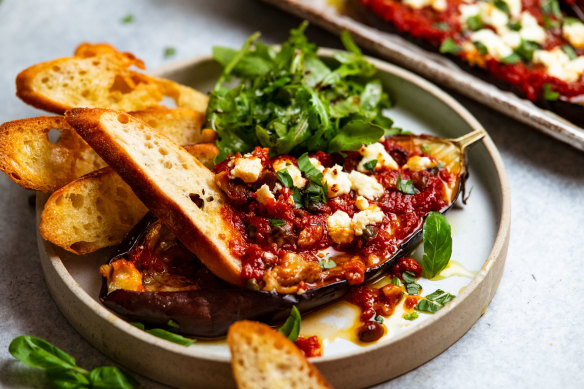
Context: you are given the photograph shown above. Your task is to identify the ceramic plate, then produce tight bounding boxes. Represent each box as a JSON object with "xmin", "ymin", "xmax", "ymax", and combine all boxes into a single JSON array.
[
  {"xmin": 36, "ymin": 50, "xmax": 511, "ymax": 389},
  {"xmin": 261, "ymin": 0, "xmax": 584, "ymax": 152}
]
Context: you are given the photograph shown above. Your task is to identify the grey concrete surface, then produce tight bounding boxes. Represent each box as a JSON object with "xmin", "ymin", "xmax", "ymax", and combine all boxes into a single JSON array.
[{"xmin": 0, "ymin": 0, "xmax": 582, "ymax": 388}]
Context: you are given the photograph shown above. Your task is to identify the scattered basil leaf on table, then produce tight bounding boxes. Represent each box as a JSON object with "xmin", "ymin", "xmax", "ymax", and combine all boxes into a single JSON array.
[
  {"xmin": 131, "ymin": 322, "xmax": 196, "ymax": 346},
  {"xmin": 421, "ymin": 212, "xmax": 452, "ymax": 279},
  {"xmin": 9, "ymin": 336, "xmax": 138, "ymax": 389},
  {"xmin": 163, "ymin": 47, "xmax": 176, "ymax": 59},
  {"xmin": 121, "ymin": 14, "xmax": 134, "ymax": 24},
  {"xmin": 278, "ymin": 306, "xmax": 301, "ymax": 342}
]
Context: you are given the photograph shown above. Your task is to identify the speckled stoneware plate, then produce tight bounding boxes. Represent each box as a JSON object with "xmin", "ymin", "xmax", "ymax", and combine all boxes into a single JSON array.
[
  {"xmin": 261, "ymin": 0, "xmax": 584, "ymax": 152},
  {"xmin": 36, "ymin": 50, "xmax": 511, "ymax": 389}
]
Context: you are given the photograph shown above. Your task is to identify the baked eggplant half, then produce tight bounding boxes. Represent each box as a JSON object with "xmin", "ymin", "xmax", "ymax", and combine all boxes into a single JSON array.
[{"xmin": 99, "ymin": 131, "xmax": 483, "ymax": 337}]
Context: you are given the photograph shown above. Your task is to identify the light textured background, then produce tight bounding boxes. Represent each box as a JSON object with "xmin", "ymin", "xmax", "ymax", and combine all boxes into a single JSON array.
[{"xmin": 0, "ymin": 0, "xmax": 583, "ymax": 388}]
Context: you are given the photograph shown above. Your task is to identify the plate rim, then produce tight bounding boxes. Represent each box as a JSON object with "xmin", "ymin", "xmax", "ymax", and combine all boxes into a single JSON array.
[{"xmin": 36, "ymin": 49, "xmax": 511, "ymax": 386}]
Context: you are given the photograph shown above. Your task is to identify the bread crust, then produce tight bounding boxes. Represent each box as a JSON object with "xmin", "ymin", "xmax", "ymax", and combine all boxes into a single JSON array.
[
  {"xmin": 65, "ymin": 108, "xmax": 243, "ymax": 285},
  {"xmin": 228, "ymin": 321, "xmax": 332, "ymax": 389}
]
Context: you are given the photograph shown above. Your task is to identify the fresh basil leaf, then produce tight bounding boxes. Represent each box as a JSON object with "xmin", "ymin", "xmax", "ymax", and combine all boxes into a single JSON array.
[
  {"xmin": 494, "ymin": 0, "xmax": 510, "ymax": 14},
  {"xmin": 507, "ymin": 22, "xmax": 522, "ymax": 31},
  {"xmin": 434, "ymin": 22, "xmax": 450, "ymax": 31},
  {"xmin": 473, "ymin": 41, "xmax": 488, "ymax": 55},
  {"xmin": 564, "ymin": 17, "xmax": 582, "ymax": 26},
  {"xmin": 167, "ymin": 320, "xmax": 180, "ymax": 330},
  {"xmin": 88, "ymin": 366, "xmax": 139, "ymax": 389},
  {"xmin": 515, "ymin": 40, "xmax": 539, "ymax": 62},
  {"xmin": 414, "ymin": 299, "xmax": 443, "ymax": 313},
  {"xmin": 501, "ymin": 53, "xmax": 522, "ymax": 64},
  {"xmin": 542, "ymin": 0, "xmax": 562, "ymax": 18},
  {"xmin": 434, "ymin": 293, "xmax": 456, "ymax": 305},
  {"xmin": 424, "ymin": 289, "xmax": 446, "ymax": 301},
  {"xmin": 391, "ymin": 276, "xmax": 401, "ymax": 286},
  {"xmin": 276, "ymin": 168, "xmax": 295, "ymax": 187},
  {"xmin": 130, "ymin": 322, "xmax": 145, "ymax": 330},
  {"xmin": 420, "ymin": 144, "xmax": 430, "ymax": 154},
  {"xmin": 562, "ymin": 45, "xmax": 578, "ymax": 60},
  {"xmin": 363, "ymin": 159, "xmax": 378, "ymax": 173},
  {"xmin": 543, "ymin": 15, "xmax": 561, "ymax": 29},
  {"xmin": 466, "ymin": 14, "xmax": 483, "ymax": 31},
  {"xmin": 303, "ymin": 181, "xmax": 328, "ymax": 207},
  {"xmin": 278, "ymin": 306, "xmax": 301, "ymax": 342},
  {"xmin": 328, "ymin": 120, "xmax": 385, "ymax": 154},
  {"xmin": 145, "ymin": 329, "xmax": 196, "ymax": 346},
  {"xmin": 269, "ymin": 218, "xmax": 285, "ymax": 227},
  {"xmin": 297, "ymin": 153, "xmax": 323, "ymax": 184},
  {"xmin": 401, "ymin": 271, "xmax": 416, "ymax": 284},
  {"xmin": 374, "ymin": 315, "xmax": 384, "ymax": 324},
  {"xmin": 164, "ymin": 47, "xmax": 176, "ymax": 59},
  {"xmin": 397, "ymin": 173, "xmax": 419, "ymax": 195},
  {"xmin": 436, "ymin": 161, "xmax": 445, "ymax": 168},
  {"xmin": 46, "ymin": 368, "xmax": 90, "ymax": 388},
  {"xmin": 319, "ymin": 258, "xmax": 337, "ymax": 269},
  {"xmin": 439, "ymin": 39, "xmax": 462, "ymax": 54},
  {"xmin": 406, "ymin": 282, "xmax": 422, "ymax": 295},
  {"xmin": 543, "ymin": 83, "xmax": 559, "ymax": 101},
  {"xmin": 421, "ymin": 212, "xmax": 452, "ymax": 279},
  {"xmin": 9, "ymin": 336, "xmax": 80, "ymax": 373},
  {"xmin": 291, "ymin": 187, "xmax": 304, "ymax": 209},
  {"xmin": 402, "ymin": 312, "xmax": 419, "ymax": 321}
]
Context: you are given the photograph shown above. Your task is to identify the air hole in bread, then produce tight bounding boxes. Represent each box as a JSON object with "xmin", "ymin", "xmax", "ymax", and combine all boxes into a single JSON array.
[
  {"xmin": 62, "ymin": 83, "xmax": 69, "ymax": 88},
  {"xmin": 146, "ymin": 142, "xmax": 153, "ymax": 149},
  {"xmin": 41, "ymin": 77, "xmax": 49, "ymax": 84},
  {"xmin": 67, "ymin": 193, "xmax": 84, "ymax": 209},
  {"xmin": 144, "ymin": 134, "xmax": 152, "ymax": 141},
  {"xmin": 79, "ymin": 70, "xmax": 87, "ymax": 76},
  {"xmin": 81, "ymin": 90, "xmax": 90, "ymax": 98},
  {"xmin": 71, "ymin": 241, "xmax": 93, "ymax": 253},
  {"xmin": 201, "ymin": 188, "xmax": 206, "ymax": 195},
  {"xmin": 110, "ymin": 75, "xmax": 134, "ymax": 94},
  {"xmin": 189, "ymin": 193, "xmax": 204, "ymax": 209},
  {"xmin": 52, "ymin": 65, "xmax": 61, "ymax": 72},
  {"xmin": 181, "ymin": 163, "xmax": 189, "ymax": 170},
  {"xmin": 163, "ymin": 160, "xmax": 173, "ymax": 169},
  {"xmin": 117, "ymin": 113, "xmax": 130, "ymax": 124},
  {"xmin": 158, "ymin": 147, "xmax": 169, "ymax": 156},
  {"xmin": 55, "ymin": 195, "xmax": 64, "ymax": 206},
  {"xmin": 92, "ymin": 60, "xmax": 100, "ymax": 66},
  {"xmin": 206, "ymin": 196, "xmax": 214, "ymax": 202},
  {"xmin": 10, "ymin": 172, "xmax": 21, "ymax": 180}
]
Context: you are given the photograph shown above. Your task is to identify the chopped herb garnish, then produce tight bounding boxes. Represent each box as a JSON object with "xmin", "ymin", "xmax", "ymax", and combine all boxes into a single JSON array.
[
  {"xmin": 131, "ymin": 322, "xmax": 196, "ymax": 346},
  {"xmin": 562, "ymin": 45, "xmax": 578, "ymax": 60},
  {"xmin": 434, "ymin": 22, "xmax": 450, "ymax": 31},
  {"xmin": 494, "ymin": 0, "xmax": 510, "ymax": 14},
  {"xmin": 543, "ymin": 15, "xmax": 561, "ymax": 29},
  {"xmin": 319, "ymin": 258, "xmax": 337, "ymax": 269},
  {"xmin": 501, "ymin": 53, "xmax": 522, "ymax": 64},
  {"xmin": 414, "ymin": 290, "xmax": 456, "ymax": 313},
  {"xmin": 542, "ymin": 0, "xmax": 562, "ymax": 19},
  {"xmin": 391, "ymin": 276, "xmax": 401, "ymax": 286},
  {"xmin": 291, "ymin": 187, "xmax": 304, "ymax": 208},
  {"xmin": 543, "ymin": 83, "xmax": 559, "ymax": 101},
  {"xmin": 397, "ymin": 173, "xmax": 420, "ymax": 195},
  {"xmin": 515, "ymin": 40, "xmax": 539, "ymax": 62},
  {"xmin": 424, "ymin": 289, "xmax": 447, "ymax": 301},
  {"xmin": 473, "ymin": 41, "xmax": 489, "ymax": 55},
  {"xmin": 434, "ymin": 292, "xmax": 456, "ymax": 305},
  {"xmin": 276, "ymin": 168, "xmax": 295, "ymax": 187},
  {"xmin": 439, "ymin": 39, "xmax": 462, "ymax": 55},
  {"xmin": 421, "ymin": 212, "xmax": 452, "ymax": 279},
  {"xmin": 414, "ymin": 299, "xmax": 443, "ymax": 313},
  {"xmin": 269, "ymin": 218, "xmax": 285, "ymax": 227},
  {"xmin": 9, "ymin": 336, "xmax": 139, "ymax": 389},
  {"xmin": 436, "ymin": 161, "xmax": 445, "ymax": 168},
  {"xmin": 164, "ymin": 47, "xmax": 176, "ymax": 58},
  {"xmin": 403, "ymin": 312, "xmax": 419, "ymax": 321},
  {"xmin": 121, "ymin": 14, "xmax": 134, "ymax": 24},
  {"xmin": 564, "ymin": 17, "xmax": 582, "ymax": 26},
  {"xmin": 402, "ymin": 271, "xmax": 422, "ymax": 295},
  {"xmin": 420, "ymin": 144, "xmax": 430, "ymax": 154},
  {"xmin": 466, "ymin": 14, "xmax": 483, "ymax": 31},
  {"xmin": 278, "ymin": 306, "xmax": 301, "ymax": 342},
  {"xmin": 363, "ymin": 159, "xmax": 378, "ymax": 173},
  {"xmin": 402, "ymin": 271, "xmax": 416, "ymax": 284},
  {"xmin": 374, "ymin": 315, "xmax": 384, "ymax": 324},
  {"xmin": 507, "ymin": 22, "xmax": 522, "ymax": 31},
  {"xmin": 297, "ymin": 153, "xmax": 323, "ymax": 184}
]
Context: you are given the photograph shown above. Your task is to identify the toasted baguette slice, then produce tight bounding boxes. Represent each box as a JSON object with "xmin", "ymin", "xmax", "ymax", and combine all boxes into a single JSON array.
[
  {"xmin": 39, "ymin": 143, "xmax": 218, "ymax": 255},
  {"xmin": 228, "ymin": 321, "xmax": 332, "ymax": 389},
  {"xmin": 16, "ymin": 43, "xmax": 208, "ymax": 114},
  {"xmin": 65, "ymin": 108, "xmax": 243, "ymax": 284},
  {"xmin": 0, "ymin": 108, "xmax": 207, "ymax": 192}
]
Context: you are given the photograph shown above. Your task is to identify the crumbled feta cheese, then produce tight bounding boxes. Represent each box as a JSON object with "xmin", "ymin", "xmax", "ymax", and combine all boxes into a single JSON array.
[
  {"xmin": 348, "ymin": 170, "xmax": 385, "ymax": 200},
  {"xmin": 432, "ymin": 0, "xmax": 447, "ymax": 12},
  {"xmin": 323, "ymin": 164, "xmax": 352, "ymax": 198},
  {"xmin": 255, "ymin": 184, "xmax": 275, "ymax": 205},
  {"xmin": 309, "ymin": 157, "xmax": 325, "ymax": 172},
  {"xmin": 351, "ymin": 205, "xmax": 385, "ymax": 236},
  {"xmin": 533, "ymin": 47, "xmax": 584, "ymax": 82},
  {"xmin": 273, "ymin": 158, "xmax": 307, "ymax": 189},
  {"xmin": 327, "ymin": 210, "xmax": 354, "ymax": 245},
  {"xmin": 231, "ymin": 156, "xmax": 263, "ymax": 183},
  {"xmin": 459, "ymin": 4, "xmax": 480, "ymax": 27},
  {"xmin": 471, "ymin": 29, "xmax": 514, "ymax": 60},
  {"xmin": 355, "ymin": 196, "xmax": 369, "ymax": 211},
  {"xmin": 503, "ymin": 0, "xmax": 522, "ymax": 20},
  {"xmin": 500, "ymin": 30, "xmax": 521, "ymax": 50},
  {"xmin": 404, "ymin": 156, "xmax": 436, "ymax": 171},
  {"xmin": 357, "ymin": 142, "xmax": 398, "ymax": 173},
  {"xmin": 563, "ymin": 20, "xmax": 584, "ymax": 49},
  {"xmin": 403, "ymin": 0, "xmax": 445, "ymax": 12},
  {"xmin": 519, "ymin": 12, "xmax": 547, "ymax": 44},
  {"xmin": 479, "ymin": 3, "xmax": 509, "ymax": 33}
]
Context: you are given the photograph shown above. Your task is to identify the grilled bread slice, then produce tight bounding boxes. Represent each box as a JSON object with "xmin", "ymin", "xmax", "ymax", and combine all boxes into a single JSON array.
[
  {"xmin": 16, "ymin": 43, "xmax": 208, "ymax": 115},
  {"xmin": 39, "ymin": 143, "xmax": 218, "ymax": 255},
  {"xmin": 0, "ymin": 108, "xmax": 207, "ymax": 192},
  {"xmin": 65, "ymin": 108, "xmax": 243, "ymax": 285},
  {"xmin": 228, "ymin": 321, "xmax": 332, "ymax": 389}
]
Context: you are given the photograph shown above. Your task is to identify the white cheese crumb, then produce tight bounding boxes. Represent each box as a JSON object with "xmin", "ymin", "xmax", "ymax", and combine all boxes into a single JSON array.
[
  {"xmin": 273, "ymin": 158, "xmax": 307, "ymax": 189},
  {"xmin": 351, "ymin": 205, "xmax": 385, "ymax": 236},
  {"xmin": 432, "ymin": 0, "xmax": 447, "ymax": 12},
  {"xmin": 323, "ymin": 164, "xmax": 352, "ymax": 198},
  {"xmin": 357, "ymin": 142, "xmax": 398, "ymax": 173},
  {"xmin": 403, "ymin": 0, "xmax": 445, "ymax": 11},
  {"xmin": 231, "ymin": 156, "xmax": 263, "ymax": 183},
  {"xmin": 404, "ymin": 156, "xmax": 436, "ymax": 171},
  {"xmin": 503, "ymin": 0, "xmax": 522, "ymax": 20},
  {"xmin": 327, "ymin": 210, "xmax": 354, "ymax": 245},
  {"xmin": 309, "ymin": 157, "xmax": 325, "ymax": 172},
  {"xmin": 563, "ymin": 20, "xmax": 584, "ymax": 49},
  {"xmin": 471, "ymin": 29, "xmax": 514, "ymax": 60},
  {"xmin": 519, "ymin": 12, "xmax": 547, "ymax": 44},
  {"xmin": 255, "ymin": 184, "xmax": 275, "ymax": 205},
  {"xmin": 459, "ymin": 4, "xmax": 480, "ymax": 28},
  {"xmin": 355, "ymin": 196, "xmax": 370, "ymax": 211},
  {"xmin": 533, "ymin": 47, "xmax": 584, "ymax": 82},
  {"xmin": 479, "ymin": 3, "xmax": 509, "ymax": 33},
  {"xmin": 348, "ymin": 170, "xmax": 385, "ymax": 200}
]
